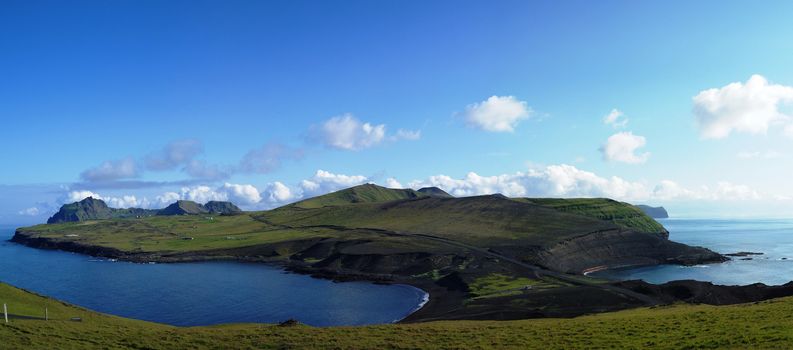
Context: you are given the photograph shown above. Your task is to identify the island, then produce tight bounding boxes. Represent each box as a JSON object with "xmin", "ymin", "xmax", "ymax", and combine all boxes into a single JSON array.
[
  {"xmin": 11, "ymin": 184, "xmax": 732, "ymax": 321},
  {"xmin": 635, "ymin": 205, "xmax": 670, "ymax": 219}
]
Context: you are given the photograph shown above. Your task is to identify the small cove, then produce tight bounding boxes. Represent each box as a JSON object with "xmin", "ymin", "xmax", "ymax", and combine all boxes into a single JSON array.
[{"xmin": 0, "ymin": 227, "xmax": 427, "ymax": 327}]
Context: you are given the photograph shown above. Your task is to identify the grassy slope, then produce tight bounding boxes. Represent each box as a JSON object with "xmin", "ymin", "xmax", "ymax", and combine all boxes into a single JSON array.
[
  {"xmin": 17, "ymin": 215, "xmax": 328, "ymax": 253},
  {"xmin": 291, "ymin": 183, "xmax": 425, "ymax": 209},
  {"xmin": 259, "ymin": 195, "xmax": 619, "ymax": 247},
  {"xmin": 519, "ymin": 198, "xmax": 666, "ymax": 234},
  {"xmin": 19, "ymin": 187, "xmax": 662, "ymax": 254},
  {"xmin": 1, "ymin": 281, "xmax": 792, "ymax": 349}
]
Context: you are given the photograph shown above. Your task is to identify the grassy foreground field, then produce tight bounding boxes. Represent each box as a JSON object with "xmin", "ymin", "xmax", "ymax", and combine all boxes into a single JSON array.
[{"xmin": 1, "ymin": 281, "xmax": 791, "ymax": 349}]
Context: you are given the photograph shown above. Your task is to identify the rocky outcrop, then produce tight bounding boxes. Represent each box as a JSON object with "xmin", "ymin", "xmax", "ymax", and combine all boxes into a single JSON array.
[
  {"xmin": 636, "ymin": 205, "xmax": 669, "ymax": 219},
  {"xmin": 157, "ymin": 200, "xmax": 209, "ymax": 216},
  {"xmin": 618, "ymin": 279, "xmax": 793, "ymax": 305},
  {"xmin": 204, "ymin": 201, "xmax": 242, "ymax": 215},
  {"xmin": 528, "ymin": 228, "xmax": 726, "ymax": 274},
  {"xmin": 47, "ymin": 197, "xmax": 113, "ymax": 223},
  {"xmin": 47, "ymin": 197, "xmax": 158, "ymax": 224},
  {"xmin": 47, "ymin": 198, "xmax": 243, "ymax": 223}
]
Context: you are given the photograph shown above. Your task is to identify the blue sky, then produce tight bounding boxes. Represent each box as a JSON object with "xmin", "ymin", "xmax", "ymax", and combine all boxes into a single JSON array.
[{"xmin": 4, "ymin": 0, "xmax": 793, "ymax": 224}]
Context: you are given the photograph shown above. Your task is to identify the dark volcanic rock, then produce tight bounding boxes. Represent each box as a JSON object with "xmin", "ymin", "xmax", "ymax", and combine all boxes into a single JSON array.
[
  {"xmin": 725, "ymin": 251, "xmax": 764, "ymax": 257},
  {"xmin": 635, "ymin": 205, "xmax": 669, "ymax": 219},
  {"xmin": 417, "ymin": 187, "xmax": 454, "ymax": 198},
  {"xmin": 528, "ymin": 229, "xmax": 726, "ymax": 274},
  {"xmin": 157, "ymin": 200, "xmax": 209, "ymax": 216},
  {"xmin": 617, "ymin": 279, "xmax": 793, "ymax": 305},
  {"xmin": 204, "ymin": 201, "xmax": 242, "ymax": 215},
  {"xmin": 47, "ymin": 197, "xmax": 114, "ymax": 223}
]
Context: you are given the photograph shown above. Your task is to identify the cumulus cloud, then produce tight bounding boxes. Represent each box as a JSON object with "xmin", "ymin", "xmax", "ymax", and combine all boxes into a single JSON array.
[
  {"xmin": 18, "ymin": 207, "xmax": 40, "ymax": 216},
  {"xmin": 693, "ymin": 75, "xmax": 793, "ymax": 139},
  {"xmin": 299, "ymin": 170, "xmax": 369, "ymax": 197},
  {"xmin": 463, "ymin": 95, "xmax": 531, "ymax": 132},
  {"xmin": 61, "ymin": 190, "xmax": 143, "ymax": 208},
  {"xmin": 262, "ymin": 182, "xmax": 295, "ymax": 204},
  {"xmin": 314, "ymin": 114, "xmax": 387, "ymax": 150},
  {"xmin": 408, "ymin": 165, "xmax": 649, "ymax": 200},
  {"xmin": 384, "ymin": 178, "xmax": 403, "ymax": 188},
  {"xmin": 600, "ymin": 132, "xmax": 650, "ymax": 164},
  {"xmin": 603, "ymin": 109, "xmax": 628, "ymax": 128},
  {"xmin": 220, "ymin": 183, "xmax": 262, "ymax": 205},
  {"xmin": 406, "ymin": 165, "xmax": 763, "ymax": 202},
  {"xmin": 238, "ymin": 143, "xmax": 303, "ymax": 174},
  {"xmin": 80, "ymin": 157, "xmax": 140, "ymax": 182}
]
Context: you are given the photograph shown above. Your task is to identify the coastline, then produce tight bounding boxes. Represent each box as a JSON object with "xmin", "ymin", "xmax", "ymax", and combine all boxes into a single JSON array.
[{"xmin": 7, "ymin": 230, "xmax": 437, "ymax": 324}]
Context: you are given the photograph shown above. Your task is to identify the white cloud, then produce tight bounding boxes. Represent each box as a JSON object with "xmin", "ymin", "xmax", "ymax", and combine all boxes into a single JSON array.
[
  {"xmin": 652, "ymin": 180, "xmax": 698, "ymax": 201},
  {"xmin": 693, "ymin": 75, "xmax": 793, "ymax": 139},
  {"xmin": 709, "ymin": 182, "xmax": 761, "ymax": 201},
  {"xmin": 408, "ymin": 165, "xmax": 763, "ymax": 202},
  {"xmin": 463, "ymin": 95, "xmax": 532, "ymax": 132},
  {"xmin": 263, "ymin": 182, "xmax": 295, "ymax": 204},
  {"xmin": 316, "ymin": 114, "xmax": 386, "ymax": 150},
  {"xmin": 221, "ymin": 183, "xmax": 262, "ymax": 205},
  {"xmin": 18, "ymin": 207, "xmax": 40, "ymax": 216},
  {"xmin": 104, "ymin": 195, "xmax": 142, "ymax": 208},
  {"xmin": 384, "ymin": 178, "xmax": 403, "ymax": 188},
  {"xmin": 80, "ymin": 157, "xmax": 139, "ymax": 182},
  {"xmin": 600, "ymin": 132, "xmax": 650, "ymax": 164},
  {"xmin": 603, "ymin": 109, "xmax": 628, "ymax": 128},
  {"xmin": 65, "ymin": 190, "xmax": 102, "ymax": 203},
  {"xmin": 61, "ymin": 190, "xmax": 143, "ymax": 208},
  {"xmin": 299, "ymin": 170, "xmax": 369, "ymax": 197},
  {"xmin": 155, "ymin": 192, "xmax": 181, "ymax": 208},
  {"xmin": 408, "ymin": 165, "xmax": 650, "ymax": 200}
]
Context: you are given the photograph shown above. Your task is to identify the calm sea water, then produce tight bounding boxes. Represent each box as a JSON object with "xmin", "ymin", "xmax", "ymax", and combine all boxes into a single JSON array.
[
  {"xmin": 0, "ymin": 227, "xmax": 427, "ymax": 326},
  {"xmin": 591, "ymin": 219, "xmax": 793, "ymax": 286}
]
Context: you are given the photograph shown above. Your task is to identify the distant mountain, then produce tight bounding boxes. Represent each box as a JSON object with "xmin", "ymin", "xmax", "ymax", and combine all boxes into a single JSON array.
[
  {"xmin": 47, "ymin": 198, "xmax": 241, "ymax": 223},
  {"xmin": 290, "ymin": 183, "xmax": 426, "ymax": 208},
  {"xmin": 156, "ymin": 200, "xmax": 242, "ymax": 216},
  {"xmin": 417, "ymin": 187, "xmax": 454, "ymax": 198},
  {"xmin": 157, "ymin": 200, "xmax": 209, "ymax": 216},
  {"xmin": 635, "ymin": 205, "xmax": 669, "ymax": 219},
  {"xmin": 47, "ymin": 197, "xmax": 114, "ymax": 223},
  {"xmin": 204, "ymin": 201, "xmax": 242, "ymax": 214}
]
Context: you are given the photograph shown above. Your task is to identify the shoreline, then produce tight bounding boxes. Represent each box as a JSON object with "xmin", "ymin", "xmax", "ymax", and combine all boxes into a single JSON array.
[{"xmin": 6, "ymin": 232, "xmax": 437, "ymax": 325}]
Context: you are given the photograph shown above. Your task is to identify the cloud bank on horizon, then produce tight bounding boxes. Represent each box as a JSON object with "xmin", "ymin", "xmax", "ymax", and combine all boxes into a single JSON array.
[{"xmin": 12, "ymin": 74, "xmax": 793, "ymax": 221}]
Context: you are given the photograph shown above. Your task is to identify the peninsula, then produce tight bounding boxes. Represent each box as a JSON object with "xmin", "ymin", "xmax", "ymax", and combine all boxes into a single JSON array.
[{"xmin": 12, "ymin": 184, "xmax": 730, "ymax": 320}]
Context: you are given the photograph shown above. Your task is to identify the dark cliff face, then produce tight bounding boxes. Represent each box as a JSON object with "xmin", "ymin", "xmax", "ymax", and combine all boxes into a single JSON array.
[
  {"xmin": 636, "ymin": 205, "xmax": 669, "ymax": 219},
  {"xmin": 527, "ymin": 229, "xmax": 725, "ymax": 274},
  {"xmin": 47, "ymin": 197, "xmax": 113, "ymax": 224}
]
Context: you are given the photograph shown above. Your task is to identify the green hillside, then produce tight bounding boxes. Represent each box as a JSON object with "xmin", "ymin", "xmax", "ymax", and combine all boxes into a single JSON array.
[
  {"xmin": 260, "ymin": 194, "xmax": 621, "ymax": 247},
  {"xmin": 290, "ymin": 184, "xmax": 425, "ymax": 208},
  {"xmin": 1, "ymin": 281, "xmax": 792, "ymax": 349},
  {"xmin": 521, "ymin": 198, "xmax": 667, "ymax": 234}
]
